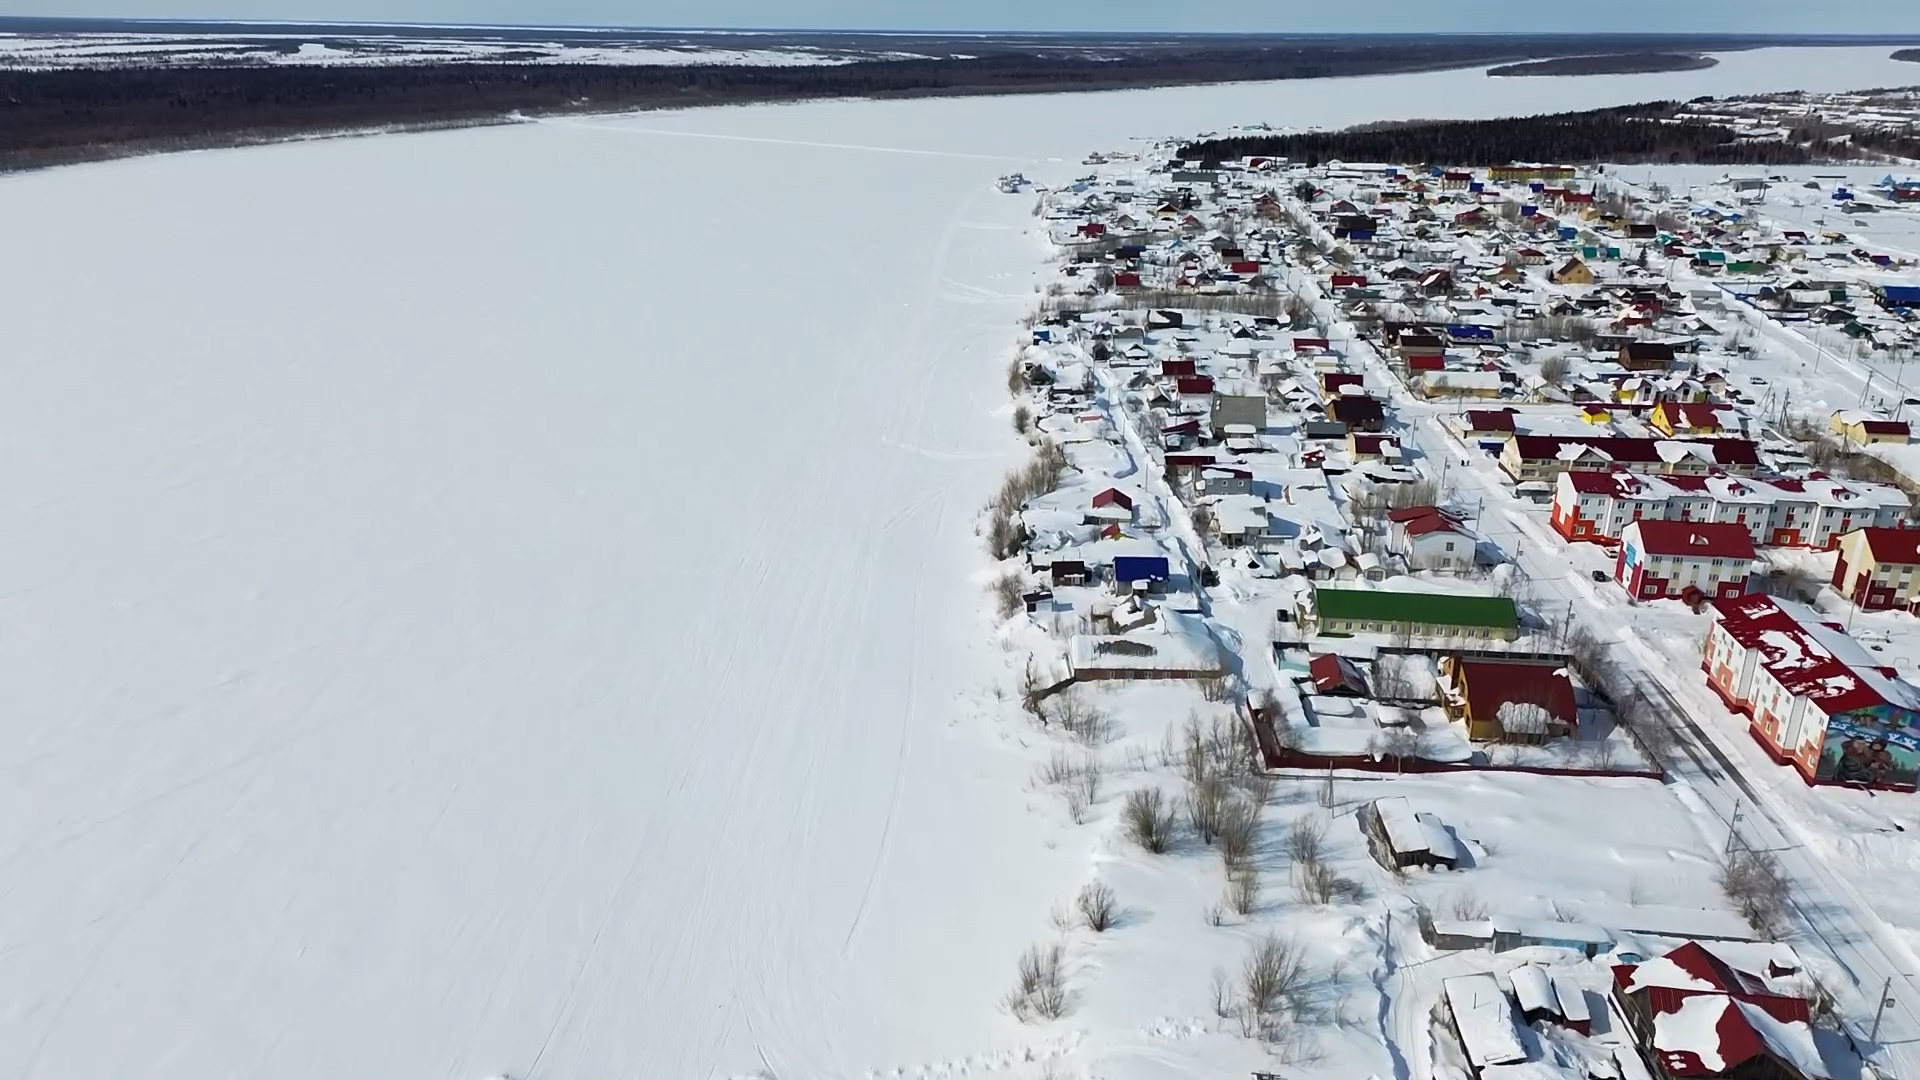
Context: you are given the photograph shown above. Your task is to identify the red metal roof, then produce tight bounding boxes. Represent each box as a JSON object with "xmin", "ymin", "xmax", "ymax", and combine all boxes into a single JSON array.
[
  {"xmin": 1456, "ymin": 659, "xmax": 1576, "ymax": 729},
  {"xmin": 1858, "ymin": 527, "xmax": 1920, "ymax": 566},
  {"xmin": 1624, "ymin": 519, "xmax": 1757, "ymax": 560},
  {"xmin": 1464, "ymin": 410, "xmax": 1516, "ymax": 432},
  {"xmin": 1511, "ymin": 435, "xmax": 1760, "ymax": 468}
]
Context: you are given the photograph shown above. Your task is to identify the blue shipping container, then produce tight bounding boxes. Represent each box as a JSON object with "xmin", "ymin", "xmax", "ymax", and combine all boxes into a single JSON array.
[{"xmin": 1113, "ymin": 556, "xmax": 1171, "ymax": 583}]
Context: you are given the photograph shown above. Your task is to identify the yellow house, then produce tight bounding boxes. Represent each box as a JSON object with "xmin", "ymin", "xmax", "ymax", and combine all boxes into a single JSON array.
[
  {"xmin": 1579, "ymin": 404, "xmax": 1612, "ymax": 425},
  {"xmin": 1833, "ymin": 528, "xmax": 1920, "ymax": 611},
  {"xmin": 1651, "ymin": 401, "xmax": 1725, "ymax": 438},
  {"xmin": 1830, "ymin": 410, "xmax": 1911, "ymax": 447},
  {"xmin": 1549, "ymin": 257, "xmax": 1594, "ymax": 285}
]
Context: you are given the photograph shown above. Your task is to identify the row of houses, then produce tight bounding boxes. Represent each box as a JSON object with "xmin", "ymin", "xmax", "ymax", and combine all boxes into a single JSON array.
[{"xmin": 1551, "ymin": 469, "xmax": 1909, "ymax": 549}]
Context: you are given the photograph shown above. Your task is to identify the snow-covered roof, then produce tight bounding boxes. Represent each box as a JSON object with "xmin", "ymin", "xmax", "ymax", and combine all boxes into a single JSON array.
[
  {"xmin": 1443, "ymin": 974, "xmax": 1528, "ymax": 1069},
  {"xmin": 1068, "ymin": 609, "xmax": 1224, "ymax": 675},
  {"xmin": 1508, "ymin": 964, "xmax": 1557, "ymax": 1016}
]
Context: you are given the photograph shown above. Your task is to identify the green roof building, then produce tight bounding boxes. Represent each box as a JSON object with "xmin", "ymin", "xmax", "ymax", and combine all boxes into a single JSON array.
[{"xmin": 1303, "ymin": 586, "xmax": 1519, "ymax": 641}]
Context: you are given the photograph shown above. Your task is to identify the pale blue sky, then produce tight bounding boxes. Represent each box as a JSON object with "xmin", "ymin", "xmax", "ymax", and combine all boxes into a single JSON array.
[{"xmin": 12, "ymin": 0, "xmax": 1920, "ymax": 34}]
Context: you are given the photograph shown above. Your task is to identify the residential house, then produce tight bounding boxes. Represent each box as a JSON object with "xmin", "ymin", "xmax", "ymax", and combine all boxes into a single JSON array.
[
  {"xmin": 1389, "ymin": 506, "xmax": 1475, "ymax": 572},
  {"xmin": 1620, "ymin": 341, "xmax": 1677, "ymax": 371},
  {"xmin": 1331, "ymin": 395, "xmax": 1387, "ymax": 433},
  {"xmin": 1211, "ymin": 392, "xmax": 1267, "ymax": 432},
  {"xmin": 1348, "ymin": 433, "xmax": 1402, "ymax": 463},
  {"xmin": 1831, "ymin": 527, "xmax": 1920, "ymax": 611},
  {"xmin": 1550, "ymin": 469, "xmax": 1907, "ymax": 548},
  {"xmin": 1617, "ymin": 520, "xmax": 1759, "ymax": 603},
  {"xmin": 1551, "ymin": 257, "xmax": 1596, "ymax": 285},
  {"xmin": 1650, "ymin": 401, "xmax": 1727, "ymax": 438},
  {"xmin": 1501, "ymin": 435, "xmax": 1761, "ymax": 483},
  {"xmin": 1368, "ymin": 798, "xmax": 1464, "ymax": 871},
  {"xmin": 1828, "ymin": 410, "xmax": 1910, "ymax": 447},
  {"xmin": 1299, "ymin": 585, "xmax": 1519, "ymax": 640},
  {"xmin": 1611, "ymin": 941, "xmax": 1829, "ymax": 1080},
  {"xmin": 1084, "ymin": 487, "xmax": 1135, "ymax": 526},
  {"xmin": 1455, "ymin": 409, "xmax": 1517, "ymax": 448},
  {"xmin": 1705, "ymin": 592, "xmax": 1920, "ymax": 789},
  {"xmin": 1441, "ymin": 656, "xmax": 1578, "ymax": 744}
]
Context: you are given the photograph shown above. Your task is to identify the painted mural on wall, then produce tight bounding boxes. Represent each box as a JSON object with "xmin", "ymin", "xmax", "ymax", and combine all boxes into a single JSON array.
[{"xmin": 1819, "ymin": 709, "xmax": 1920, "ymax": 788}]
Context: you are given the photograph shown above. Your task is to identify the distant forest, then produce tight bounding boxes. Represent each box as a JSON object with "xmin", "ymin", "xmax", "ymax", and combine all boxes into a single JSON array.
[
  {"xmin": 1178, "ymin": 101, "xmax": 1920, "ymax": 167},
  {"xmin": 1487, "ymin": 52, "xmax": 1717, "ymax": 77},
  {"xmin": 0, "ymin": 34, "xmax": 1905, "ymax": 172},
  {"xmin": 1896, "ymin": 48, "xmax": 1920, "ymax": 63}
]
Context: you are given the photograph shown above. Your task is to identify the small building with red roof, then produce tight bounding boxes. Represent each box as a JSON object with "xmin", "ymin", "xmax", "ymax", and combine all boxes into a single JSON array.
[
  {"xmin": 1440, "ymin": 656, "xmax": 1577, "ymax": 744},
  {"xmin": 1616, "ymin": 520, "xmax": 1758, "ymax": 603},
  {"xmin": 1832, "ymin": 526, "xmax": 1920, "ymax": 612},
  {"xmin": 1612, "ymin": 941, "xmax": 1829, "ymax": 1080},
  {"xmin": 1703, "ymin": 592, "xmax": 1920, "ymax": 789}
]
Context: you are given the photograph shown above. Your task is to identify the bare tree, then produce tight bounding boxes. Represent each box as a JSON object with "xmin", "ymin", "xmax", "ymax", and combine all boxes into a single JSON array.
[
  {"xmin": 1719, "ymin": 847, "xmax": 1790, "ymax": 937},
  {"xmin": 1209, "ymin": 967, "xmax": 1238, "ymax": 1020},
  {"xmin": 991, "ymin": 572, "xmax": 1025, "ymax": 621},
  {"xmin": 1450, "ymin": 891, "xmax": 1490, "ymax": 921},
  {"xmin": 1187, "ymin": 776, "xmax": 1230, "ymax": 845},
  {"xmin": 1228, "ymin": 866, "xmax": 1262, "ymax": 916},
  {"xmin": 1285, "ymin": 815, "xmax": 1326, "ymax": 866},
  {"xmin": 1216, "ymin": 799, "xmax": 1259, "ymax": 870},
  {"xmin": 1241, "ymin": 933, "xmax": 1308, "ymax": 1026}
]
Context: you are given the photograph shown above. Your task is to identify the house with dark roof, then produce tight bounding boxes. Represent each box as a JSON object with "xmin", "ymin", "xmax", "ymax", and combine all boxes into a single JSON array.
[
  {"xmin": 1832, "ymin": 527, "xmax": 1920, "ymax": 612},
  {"xmin": 1616, "ymin": 520, "xmax": 1759, "ymax": 604},
  {"xmin": 1611, "ymin": 941, "xmax": 1829, "ymax": 1080},
  {"xmin": 1828, "ymin": 410, "xmax": 1910, "ymax": 447},
  {"xmin": 1440, "ymin": 656, "xmax": 1577, "ymax": 744},
  {"xmin": 1705, "ymin": 592, "xmax": 1920, "ymax": 790},
  {"xmin": 1502, "ymin": 435, "xmax": 1760, "ymax": 483},
  {"xmin": 1620, "ymin": 341, "xmax": 1678, "ymax": 372},
  {"xmin": 1330, "ymin": 395, "xmax": 1386, "ymax": 433}
]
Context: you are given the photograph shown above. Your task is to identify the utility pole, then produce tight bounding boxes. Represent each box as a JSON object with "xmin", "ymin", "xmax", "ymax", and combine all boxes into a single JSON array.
[
  {"xmin": 1724, "ymin": 797, "xmax": 1743, "ymax": 854},
  {"xmin": 1871, "ymin": 975, "xmax": 1895, "ymax": 1044}
]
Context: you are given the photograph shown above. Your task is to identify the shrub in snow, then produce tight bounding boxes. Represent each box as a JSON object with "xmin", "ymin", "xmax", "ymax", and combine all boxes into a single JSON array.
[
  {"xmin": 1076, "ymin": 881, "xmax": 1117, "ymax": 932},
  {"xmin": 1006, "ymin": 942, "xmax": 1068, "ymax": 1022},
  {"xmin": 1122, "ymin": 788, "xmax": 1177, "ymax": 854}
]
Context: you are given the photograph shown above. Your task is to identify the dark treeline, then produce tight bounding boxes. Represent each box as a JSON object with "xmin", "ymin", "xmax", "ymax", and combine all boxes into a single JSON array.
[
  {"xmin": 1178, "ymin": 101, "xmax": 1920, "ymax": 167},
  {"xmin": 1896, "ymin": 48, "xmax": 1920, "ymax": 63},
  {"xmin": 1487, "ymin": 52, "xmax": 1716, "ymax": 77},
  {"xmin": 0, "ymin": 35, "xmax": 1892, "ymax": 172}
]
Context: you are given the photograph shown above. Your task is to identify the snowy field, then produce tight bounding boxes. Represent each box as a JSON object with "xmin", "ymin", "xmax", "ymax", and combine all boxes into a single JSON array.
[{"xmin": 1, "ymin": 45, "xmax": 1916, "ymax": 1080}]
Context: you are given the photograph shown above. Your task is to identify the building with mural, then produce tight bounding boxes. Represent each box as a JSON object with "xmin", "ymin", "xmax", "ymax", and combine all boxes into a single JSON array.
[{"xmin": 1703, "ymin": 593, "xmax": 1920, "ymax": 791}]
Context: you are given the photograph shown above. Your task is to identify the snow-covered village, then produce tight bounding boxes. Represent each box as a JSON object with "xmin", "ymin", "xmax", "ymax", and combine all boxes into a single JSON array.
[
  {"xmin": 13, "ymin": 14, "xmax": 1920, "ymax": 1080},
  {"xmin": 984, "ymin": 120, "xmax": 1920, "ymax": 1080}
]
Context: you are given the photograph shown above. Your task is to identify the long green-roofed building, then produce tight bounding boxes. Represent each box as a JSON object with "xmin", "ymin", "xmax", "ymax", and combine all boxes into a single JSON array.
[{"xmin": 1301, "ymin": 585, "xmax": 1519, "ymax": 641}]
